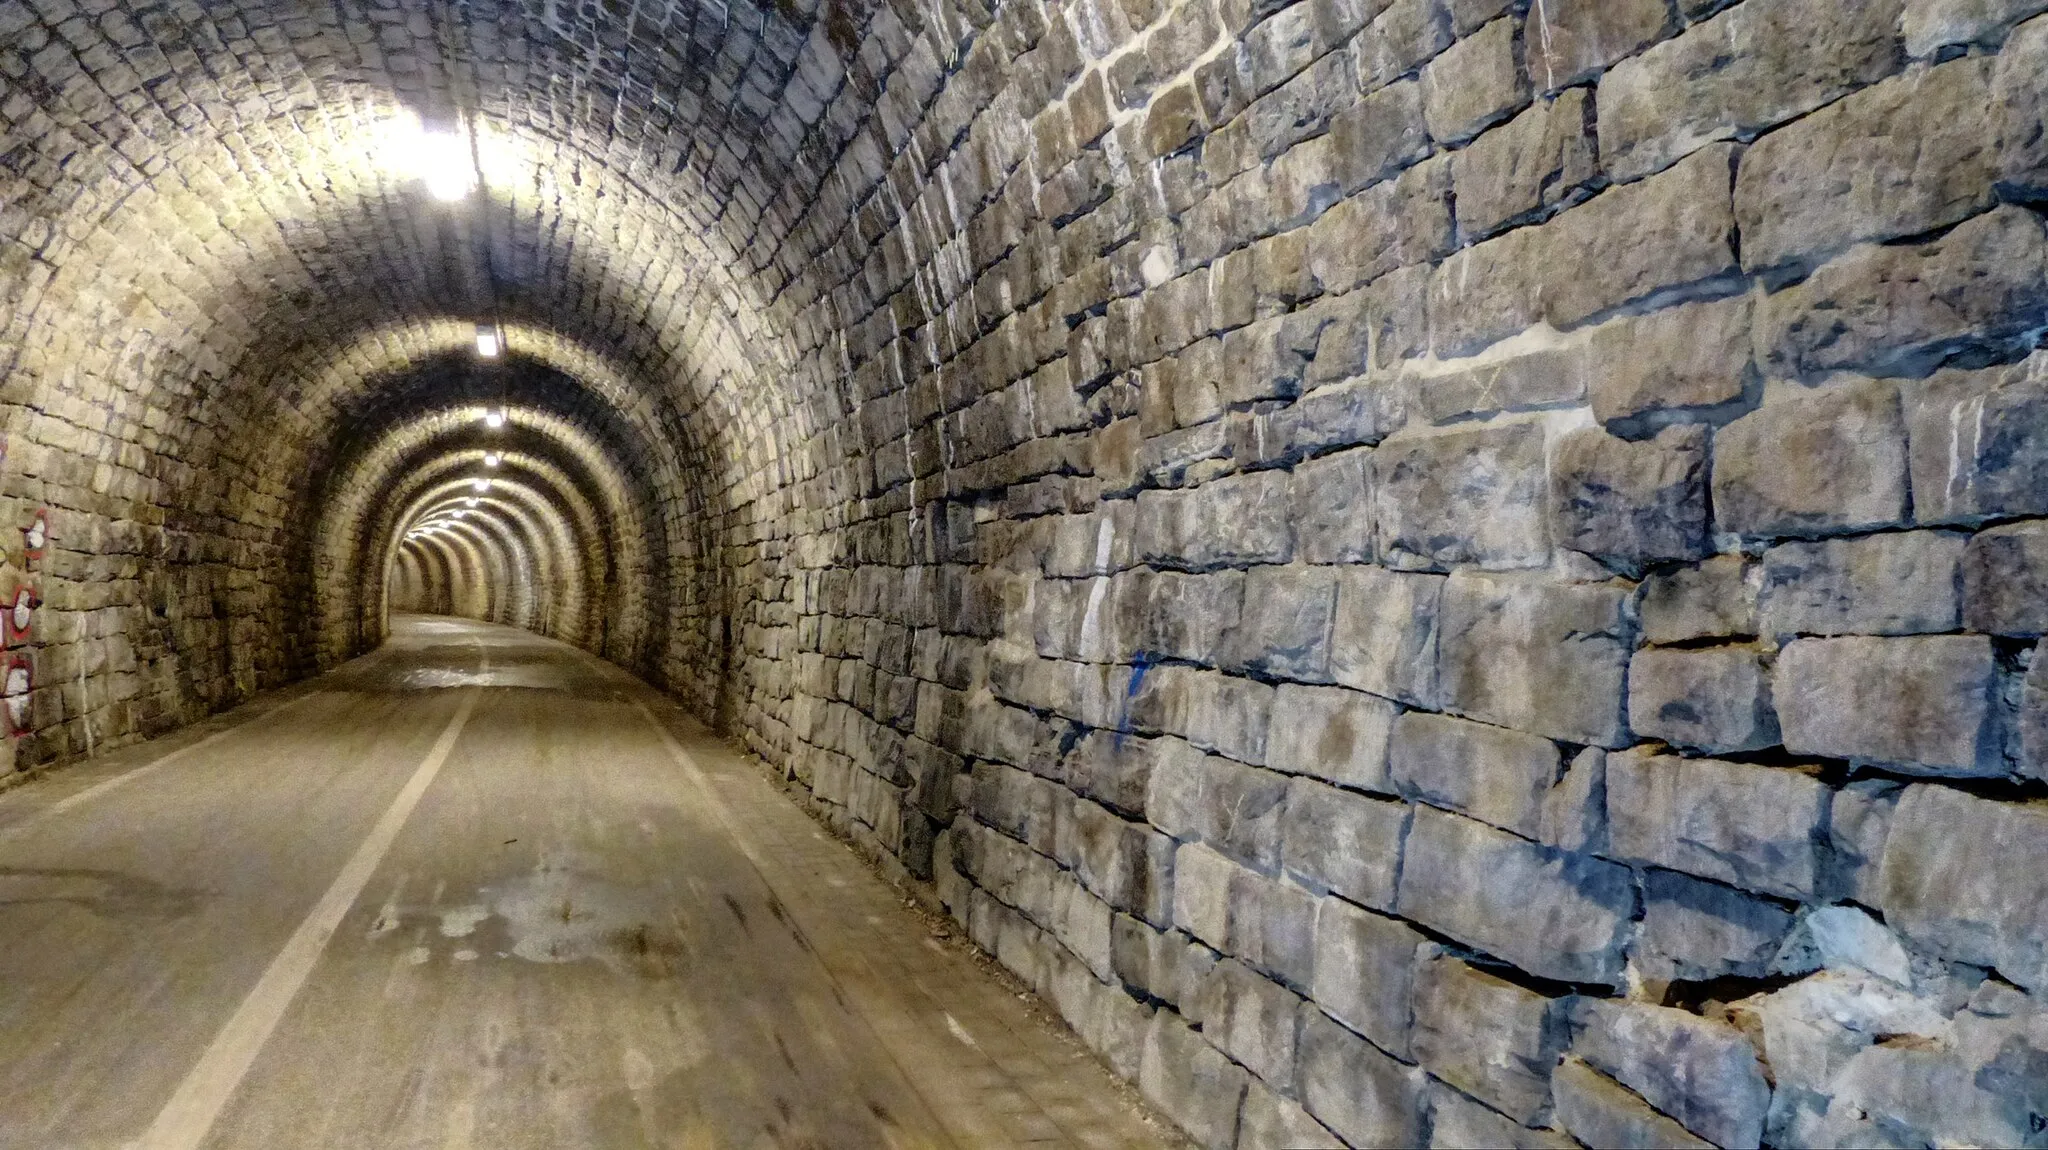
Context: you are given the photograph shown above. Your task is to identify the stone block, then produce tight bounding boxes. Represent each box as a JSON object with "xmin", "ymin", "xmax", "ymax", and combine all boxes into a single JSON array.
[
  {"xmin": 1450, "ymin": 88, "xmax": 1600, "ymax": 238},
  {"xmin": 1057, "ymin": 796, "xmax": 1176, "ymax": 923},
  {"xmin": 1395, "ymin": 805, "xmax": 1636, "ymax": 985},
  {"xmin": 1993, "ymin": 12, "xmax": 2048, "ymax": 197},
  {"xmin": 1878, "ymin": 782, "xmax": 2048, "ymax": 990},
  {"xmin": 1827, "ymin": 778, "xmax": 1904, "ymax": 906},
  {"xmin": 1357, "ymin": 0, "xmax": 1455, "ymax": 93},
  {"xmin": 1138, "ymin": 1012, "xmax": 1249, "ymax": 1150},
  {"xmin": 1438, "ymin": 571, "xmax": 1633, "ymax": 747},
  {"xmin": 1903, "ymin": 359, "xmax": 2048, "ymax": 525},
  {"xmin": 1626, "ymin": 646, "xmax": 1780, "ymax": 754},
  {"xmin": 1140, "ymin": 470, "xmax": 1296, "ymax": 568},
  {"xmin": 1596, "ymin": 0, "xmax": 1904, "ymax": 182},
  {"xmin": 1148, "ymin": 750, "xmax": 1289, "ymax": 869},
  {"xmin": 1412, "ymin": 953, "xmax": 1566, "ymax": 1123},
  {"xmin": 1568, "ymin": 998, "xmax": 1772, "ymax": 1150},
  {"xmin": 1238, "ymin": 1080, "xmax": 1344, "ymax": 1150},
  {"xmin": 1539, "ymin": 747, "xmax": 1608, "ymax": 855},
  {"xmin": 1302, "ymin": 158, "xmax": 1455, "ymax": 293},
  {"xmin": 1634, "ymin": 868, "xmax": 1798, "ymax": 988},
  {"xmin": 1552, "ymin": 1056, "xmax": 1715, "ymax": 1150},
  {"xmin": 1171, "ymin": 841, "xmax": 1241, "ymax": 953},
  {"xmin": 1734, "ymin": 57, "xmax": 1996, "ymax": 271},
  {"xmin": 1170, "ymin": 841, "xmax": 1318, "ymax": 984},
  {"xmin": 1711, "ymin": 379, "xmax": 1910, "ymax": 539},
  {"xmin": 1373, "ymin": 420, "xmax": 1550, "ymax": 571},
  {"xmin": 1326, "ymin": 77, "xmax": 1430, "ymax": 193},
  {"xmin": 1427, "ymin": 1082, "xmax": 1578, "ymax": 1148},
  {"xmin": 1064, "ymin": 729, "xmax": 1173, "ymax": 819},
  {"xmin": 1604, "ymin": 749, "xmax": 1828, "ymax": 898},
  {"xmin": 1279, "ymin": 777, "xmax": 1407, "ymax": 910},
  {"xmin": 1964, "ymin": 521, "xmax": 2048, "ymax": 636},
  {"xmin": 1421, "ymin": 17, "xmax": 1528, "ymax": 144},
  {"xmin": 1776, "ymin": 635, "xmax": 2003, "ymax": 775},
  {"xmin": 1759, "ymin": 530, "xmax": 1966, "ymax": 637},
  {"xmin": 1549, "ymin": 424, "xmax": 1711, "ymax": 567},
  {"xmin": 1133, "ymin": 666, "xmax": 1276, "ymax": 765},
  {"xmin": 1908, "ymin": 0, "xmax": 2048, "ymax": 55},
  {"xmin": 1312, "ymin": 898, "xmax": 1425, "ymax": 1057},
  {"xmin": 1329, "ymin": 566, "xmax": 1444, "ymax": 708},
  {"xmin": 1639, "ymin": 555, "xmax": 1758, "ymax": 645},
  {"xmin": 1296, "ymin": 1006, "xmax": 1428, "ymax": 1147},
  {"xmin": 1133, "ymin": 570, "xmax": 1244, "ymax": 664},
  {"xmin": 2025, "ymin": 640, "xmax": 2048, "ymax": 781},
  {"xmin": 1761, "ymin": 205, "xmax": 2048, "ymax": 379},
  {"xmin": 1407, "ymin": 339, "xmax": 1588, "ymax": 425},
  {"xmin": 1586, "ymin": 294, "xmax": 1755, "ymax": 425},
  {"xmin": 1388, "ymin": 710, "xmax": 1561, "ymax": 837},
  {"xmin": 1291, "ymin": 448, "xmax": 1373, "ymax": 565},
  {"xmin": 1224, "ymin": 565, "xmax": 1339, "ymax": 682},
  {"xmin": 1525, "ymin": 0, "xmax": 1671, "ymax": 90},
  {"xmin": 1263, "ymin": 683, "xmax": 1398, "ymax": 793},
  {"xmin": 1111, "ymin": 913, "xmax": 1217, "ymax": 1006},
  {"xmin": 1185, "ymin": 958, "xmax": 1303, "ymax": 1088}
]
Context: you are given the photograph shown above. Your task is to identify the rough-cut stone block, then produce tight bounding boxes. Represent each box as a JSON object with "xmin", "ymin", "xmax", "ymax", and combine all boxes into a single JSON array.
[
  {"xmin": 1963, "ymin": 521, "xmax": 2048, "ymax": 636},
  {"xmin": 1525, "ymin": 0, "xmax": 1670, "ymax": 90},
  {"xmin": 1372, "ymin": 420, "xmax": 1551, "ymax": 571},
  {"xmin": 1879, "ymin": 782, "xmax": 2048, "ymax": 990},
  {"xmin": 1139, "ymin": 470, "xmax": 1297, "ymax": 569},
  {"xmin": 1329, "ymin": 566, "xmax": 1444, "ymax": 708},
  {"xmin": 1711, "ymin": 379, "xmax": 1909, "ymax": 539},
  {"xmin": 2026, "ymin": 640, "xmax": 2048, "ymax": 782},
  {"xmin": 1396, "ymin": 805, "xmax": 1635, "ymax": 985},
  {"xmin": 1902, "ymin": 360, "xmax": 2048, "ymax": 525},
  {"xmin": 1993, "ymin": 12, "xmax": 2048, "ymax": 197},
  {"xmin": 1291, "ymin": 448, "xmax": 1374, "ymax": 565},
  {"xmin": 1327, "ymin": 78, "xmax": 1430, "ymax": 193},
  {"xmin": 1759, "ymin": 530, "xmax": 1966, "ymax": 637},
  {"xmin": 1549, "ymin": 424, "xmax": 1711, "ymax": 566},
  {"xmin": 1389, "ymin": 710, "xmax": 1560, "ymax": 837},
  {"xmin": 1133, "ymin": 570, "xmax": 1245, "ymax": 665},
  {"xmin": 1640, "ymin": 555, "xmax": 1758, "ymax": 645},
  {"xmin": 1238, "ymin": 1081, "xmax": 1343, "ymax": 1150},
  {"xmin": 1111, "ymin": 914, "xmax": 1217, "ymax": 1006},
  {"xmin": 1225, "ymin": 566, "xmax": 1339, "ymax": 682},
  {"xmin": 1776, "ymin": 635, "xmax": 2003, "ymax": 775},
  {"xmin": 1150, "ymin": 751, "xmax": 1290, "ymax": 869},
  {"xmin": 1734, "ymin": 57, "xmax": 1996, "ymax": 271},
  {"xmin": 1632, "ymin": 648, "xmax": 1777, "ymax": 759},
  {"xmin": 1451, "ymin": 88, "xmax": 1599, "ymax": 238},
  {"xmin": 1439, "ymin": 571, "xmax": 1633, "ymax": 747},
  {"xmin": 1428, "ymin": 1082, "xmax": 1578, "ymax": 1148},
  {"xmin": 1134, "ymin": 667, "xmax": 1277, "ymax": 765},
  {"xmin": 1552, "ymin": 1056, "xmax": 1715, "ymax": 1149},
  {"xmin": 1407, "ymin": 340, "xmax": 1588, "ymax": 425},
  {"xmin": 1604, "ymin": 749, "xmax": 1827, "ymax": 898},
  {"xmin": 1421, "ymin": 17, "xmax": 1528, "ymax": 144},
  {"xmin": 1568, "ymin": 999, "xmax": 1773, "ymax": 1149},
  {"xmin": 1296, "ymin": 1007, "xmax": 1428, "ymax": 1147},
  {"xmin": 1587, "ymin": 295, "xmax": 1754, "ymax": 425},
  {"xmin": 1186, "ymin": 958, "xmax": 1303, "ymax": 1088},
  {"xmin": 1429, "ymin": 144, "xmax": 1740, "ymax": 356},
  {"xmin": 1138, "ymin": 1012, "xmax": 1249, "ymax": 1149},
  {"xmin": 1539, "ymin": 747, "xmax": 1608, "ymax": 855},
  {"xmin": 1634, "ymin": 868, "xmax": 1798, "ymax": 988},
  {"xmin": 1279, "ymin": 777, "xmax": 1407, "ymax": 910},
  {"xmin": 1412, "ymin": 953, "xmax": 1566, "ymax": 1123},
  {"xmin": 1312, "ymin": 898, "xmax": 1425, "ymax": 1057},
  {"xmin": 1263, "ymin": 684, "xmax": 1398, "ymax": 793},
  {"xmin": 1596, "ymin": 0, "xmax": 1904, "ymax": 182},
  {"xmin": 1909, "ymin": 0, "xmax": 2048, "ymax": 55},
  {"xmin": 1760, "ymin": 205, "xmax": 2048, "ymax": 379},
  {"xmin": 1827, "ymin": 778, "xmax": 1905, "ymax": 906}
]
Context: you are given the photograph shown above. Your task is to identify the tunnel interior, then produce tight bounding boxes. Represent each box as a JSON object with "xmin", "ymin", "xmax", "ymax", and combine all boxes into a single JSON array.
[{"xmin": 7, "ymin": 0, "xmax": 2048, "ymax": 1145}]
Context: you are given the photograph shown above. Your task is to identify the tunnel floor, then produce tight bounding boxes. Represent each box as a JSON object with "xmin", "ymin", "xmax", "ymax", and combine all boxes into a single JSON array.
[{"xmin": 0, "ymin": 616, "xmax": 1174, "ymax": 1150}]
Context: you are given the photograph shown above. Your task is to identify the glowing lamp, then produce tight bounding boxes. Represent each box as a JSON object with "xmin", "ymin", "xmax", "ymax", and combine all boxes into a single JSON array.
[
  {"xmin": 483, "ymin": 451, "xmax": 500, "ymax": 468},
  {"xmin": 475, "ymin": 325, "xmax": 500, "ymax": 358},
  {"xmin": 483, "ymin": 407, "xmax": 506, "ymax": 428}
]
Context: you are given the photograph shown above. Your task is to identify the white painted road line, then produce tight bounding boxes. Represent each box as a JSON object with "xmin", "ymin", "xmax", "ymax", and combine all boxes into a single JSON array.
[{"xmin": 135, "ymin": 687, "xmax": 479, "ymax": 1150}]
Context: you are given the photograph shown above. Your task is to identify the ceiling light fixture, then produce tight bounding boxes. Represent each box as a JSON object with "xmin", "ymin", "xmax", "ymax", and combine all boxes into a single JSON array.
[
  {"xmin": 473, "ymin": 478, "xmax": 491, "ymax": 492},
  {"xmin": 382, "ymin": 110, "xmax": 477, "ymax": 201},
  {"xmin": 483, "ymin": 451, "xmax": 500, "ymax": 468},
  {"xmin": 483, "ymin": 407, "xmax": 505, "ymax": 428},
  {"xmin": 475, "ymin": 324, "xmax": 500, "ymax": 358}
]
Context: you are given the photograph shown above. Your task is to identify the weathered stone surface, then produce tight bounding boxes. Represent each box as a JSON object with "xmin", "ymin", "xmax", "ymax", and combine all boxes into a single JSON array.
[
  {"xmin": 1909, "ymin": 0, "xmax": 2048, "ymax": 55},
  {"xmin": 1411, "ymin": 953, "xmax": 1566, "ymax": 1123},
  {"xmin": 1992, "ymin": 11, "xmax": 2048, "ymax": 196},
  {"xmin": 1583, "ymin": 296, "xmax": 1752, "ymax": 426},
  {"xmin": 1111, "ymin": 913, "xmax": 1218, "ymax": 1006},
  {"xmin": 1549, "ymin": 423, "xmax": 1711, "ymax": 566},
  {"xmin": 1450, "ymin": 88, "xmax": 1600, "ymax": 238},
  {"xmin": 1224, "ymin": 565, "xmax": 1339, "ymax": 682},
  {"xmin": 1296, "ymin": 1006, "xmax": 1428, "ymax": 1147},
  {"xmin": 1539, "ymin": 747, "xmax": 1608, "ymax": 854},
  {"xmin": 1396, "ymin": 805, "xmax": 1635, "ymax": 984},
  {"xmin": 2026, "ymin": 640, "xmax": 2048, "ymax": 781},
  {"xmin": 1627, "ymin": 645, "xmax": 1780, "ymax": 753},
  {"xmin": 1760, "ymin": 205, "xmax": 2048, "ymax": 378},
  {"xmin": 1568, "ymin": 998, "xmax": 1773, "ymax": 1149},
  {"xmin": 1635, "ymin": 868, "xmax": 1799, "ymax": 987},
  {"xmin": 1963, "ymin": 521, "xmax": 2048, "ymax": 636},
  {"xmin": 1137, "ymin": 469, "xmax": 1297, "ymax": 569},
  {"xmin": 1429, "ymin": 144, "xmax": 1740, "ymax": 356},
  {"xmin": 1438, "ymin": 571, "xmax": 1633, "ymax": 747},
  {"xmin": 1902, "ymin": 359, "xmax": 2048, "ymax": 525},
  {"xmin": 1185, "ymin": 957, "xmax": 1303, "ymax": 1087},
  {"xmin": 1262, "ymin": 684, "xmax": 1398, "ymax": 792},
  {"xmin": 1357, "ymin": 0, "xmax": 1455, "ymax": 92},
  {"xmin": 1329, "ymin": 566, "xmax": 1444, "ymax": 708},
  {"xmin": 1389, "ymin": 710, "xmax": 1561, "ymax": 836},
  {"xmin": 1421, "ymin": 18, "xmax": 1529, "ymax": 145},
  {"xmin": 1734, "ymin": 57, "xmax": 1997, "ymax": 271},
  {"xmin": 1290, "ymin": 448, "xmax": 1373, "ymax": 565},
  {"xmin": 1640, "ymin": 555, "xmax": 1758, "ymax": 645},
  {"xmin": 1406, "ymin": 339, "xmax": 1589, "ymax": 424},
  {"xmin": 1552, "ymin": 1056, "xmax": 1715, "ymax": 1150},
  {"xmin": 1525, "ymin": 0, "xmax": 1670, "ymax": 90},
  {"xmin": 1238, "ymin": 1080, "xmax": 1343, "ymax": 1150},
  {"xmin": 1148, "ymin": 750, "xmax": 1290, "ymax": 869},
  {"xmin": 1759, "ymin": 530, "xmax": 1967, "ymax": 637},
  {"xmin": 1279, "ymin": 777, "xmax": 1407, "ymax": 910},
  {"xmin": 1312, "ymin": 898, "xmax": 1425, "ymax": 1056},
  {"xmin": 1372, "ymin": 419, "xmax": 1551, "ymax": 571},
  {"xmin": 1879, "ymin": 782, "xmax": 2048, "ymax": 990},
  {"xmin": 1827, "ymin": 778, "xmax": 1905, "ymax": 906},
  {"xmin": 1596, "ymin": 0, "xmax": 1905, "ymax": 182},
  {"xmin": 1133, "ymin": 571, "xmax": 1246, "ymax": 665},
  {"xmin": 1427, "ymin": 1082, "xmax": 1578, "ymax": 1149},
  {"xmin": 1138, "ymin": 1011, "xmax": 1250, "ymax": 1149},
  {"xmin": 1131, "ymin": 666, "xmax": 1277, "ymax": 765},
  {"xmin": 1776, "ymin": 635, "xmax": 2003, "ymax": 775},
  {"xmin": 1303, "ymin": 158, "xmax": 1456, "ymax": 293},
  {"xmin": 1605, "ymin": 749, "xmax": 1828, "ymax": 898},
  {"xmin": 1711, "ymin": 379, "xmax": 1910, "ymax": 539},
  {"xmin": 1326, "ymin": 78, "xmax": 1430, "ymax": 194},
  {"xmin": 1056, "ymin": 796, "xmax": 1176, "ymax": 923}
]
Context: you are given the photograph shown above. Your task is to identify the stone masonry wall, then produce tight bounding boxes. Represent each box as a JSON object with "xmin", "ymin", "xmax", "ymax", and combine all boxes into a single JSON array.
[{"xmin": 746, "ymin": 0, "xmax": 2048, "ymax": 1146}]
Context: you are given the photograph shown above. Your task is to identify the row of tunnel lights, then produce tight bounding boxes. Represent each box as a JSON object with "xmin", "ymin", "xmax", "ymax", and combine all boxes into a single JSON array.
[{"xmin": 402, "ymin": 324, "xmax": 512, "ymax": 544}]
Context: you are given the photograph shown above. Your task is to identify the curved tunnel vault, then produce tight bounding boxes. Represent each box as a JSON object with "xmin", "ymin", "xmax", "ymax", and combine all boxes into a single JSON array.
[{"xmin": 10, "ymin": 0, "xmax": 2048, "ymax": 1146}]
